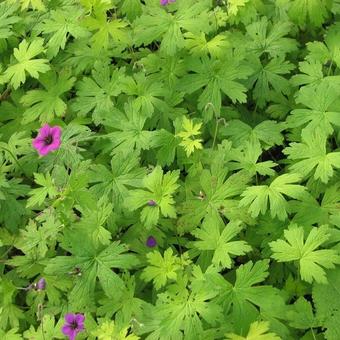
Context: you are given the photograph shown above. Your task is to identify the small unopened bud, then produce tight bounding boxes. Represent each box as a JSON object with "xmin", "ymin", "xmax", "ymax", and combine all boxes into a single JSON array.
[
  {"xmin": 146, "ymin": 236, "xmax": 157, "ymax": 248},
  {"xmin": 147, "ymin": 200, "xmax": 157, "ymax": 206},
  {"xmin": 36, "ymin": 278, "xmax": 46, "ymax": 291}
]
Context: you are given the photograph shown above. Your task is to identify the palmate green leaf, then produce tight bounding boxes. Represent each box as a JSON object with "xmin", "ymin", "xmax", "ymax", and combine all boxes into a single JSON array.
[
  {"xmin": 12, "ymin": 0, "xmax": 45, "ymax": 11},
  {"xmin": 92, "ymin": 318, "xmax": 140, "ymax": 340},
  {"xmin": 286, "ymin": 297, "xmax": 321, "ymax": 330},
  {"xmin": 246, "ymin": 17, "xmax": 297, "ymax": 57},
  {"xmin": 0, "ymin": 328, "xmax": 22, "ymax": 340},
  {"xmin": 228, "ymin": 140, "xmax": 277, "ymax": 176},
  {"xmin": 98, "ymin": 274, "xmax": 144, "ymax": 322},
  {"xmin": 179, "ymin": 168, "xmax": 251, "ymax": 232},
  {"xmin": 120, "ymin": 72, "xmax": 167, "ymax": 118},
  {"xmin": 225, "ymin": 321, "xmax": 280, "ymax": 340},
  {"xmin": 45, "ymin": 231, "xmax": 139, "ymax": 308},
  {"xmin": 287, "ymin": 78, "xmax": 340, "ymax": 135},
  {"xmin": 0, "ymin": 2, "xmax": 20, "ymax": 40},
  {"xmin": 208, "ymin": 260, "xmax": 288, "ymax": 336},
  {"xmin": 75, "ymin": 197, "xmax": 113, "ymax": 246},
  {"xmin": 240, "ymin": 173, "xmax": 306, "ymax": 220},
  {"xmin": 89, "ymin": 151, "xmax": 145, "ymax": 207},
  {"xmin": 98, "ymin": 101, "xmax": 154, "ymax": 154},
  {"xmin": 82, "ymin": 3, "xmax": 129, "ymax": 50},
  {"xmin": 126, "ymin": 166, "xmax": 179, "ymax": 228},
  {"xmin": 140, "ymin": 282, "xmax": 223, "ymax": 340},
  {"xmin": 134, "ymin": 0, "xmax": 210, "ymax": 56},
  {"xmin": 290, "ymin": 60, "xmax": 324, "ymax": 88},
  {"xmin": 26, "ymin": 173, "xmax": 58, "ymax": 208},
  {"xmin": 288, "ymin": 0, "xmax": 332, "ymax": 27},
  {"xmin": 184, "ymin": 32, "xmax": 229, "ymax": 59},
  {"xmin": 141, "ymin": 248, "xmax": 182, "ymax": 289},
  {"xmin": 0, "ymin": 279, "xmax": 25, "ymax": 330},
  {"xmin": 15, "ymin": 214, "xmax": 62, "ymax": 257},
  {"xmin": 269, "ymin": 225, "xmax": 340, "ymax": 283},
  {"xmin": 72, "ymin": 62, "xmax": 126, "ymax": 123},
  {"xmin": 290, "ymin": 183, "xmax": 340, "ymax": 226},
  {"xmin": 220, "ymin": 120, "xmax": 285, "ymax": 149},
  {"xmin": 21, "ymin": 71, "xmax": 75, "ymax": 123},
  {"xmin": 23, "ymin": 315, "xmax": 62, "ymax": 340},
  {"xmin": 283, "ymin": 129, "xmax": 340, "ymax": 183},
  {"xmin": 0, "ymin": 177, "xmax": 29, "ymax": 231},
  {"xmin": 35, "ymin": 8, "xmax": 90, "ymax": 57},
  {"xmin": 247, "ymin": 55, "xmax": 294, "ymax": 108},
  {"xmin": 313, "ymin": 267, "xmax": 340, "ymax": 339},
  {"xmin": 191, "ymin": 214, "xmax": 251, "ymax": 269},
  {"xmin": 0, "ymin": 39, "xmax": 50, "ymax": 89},
  {"xmin": 179, "ymin": 55, "xmax": 252, "ymax": 119}
]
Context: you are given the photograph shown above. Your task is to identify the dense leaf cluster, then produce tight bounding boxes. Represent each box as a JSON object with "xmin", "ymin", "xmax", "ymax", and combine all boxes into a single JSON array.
[{"xmin": 1, "ymin": 0, "xmax": 340, "ymax": 339}]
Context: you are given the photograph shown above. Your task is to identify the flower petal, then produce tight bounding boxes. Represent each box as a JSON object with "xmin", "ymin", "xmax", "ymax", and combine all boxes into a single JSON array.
[
  {"xmin": 37, "ymin": 145, "xmax": 52, "ymax": 156},
  {"xmin": 32, "ymin": 138, "xmax": 45, "ymax": 150},
  {"xmin": 62, "ymin": 325, "xmax": 74, "ymax": 337},
  {"xmin": 50, "ymin": 126, "xmax": 62, "ymax": 140},
  {"xmin": 39, "ymin": 124, "xmax": 52, "ymax": 138},
  {"xmin": 64, "ymin": 313, "xmax": 76, "ymax": 324},
  {"xmin": 75, "ymin": 313, "xmax": 85, "ymax": 326},
  {"xmin": 48, "ymin": 138, "xmax": 61, "ymax": 151}
]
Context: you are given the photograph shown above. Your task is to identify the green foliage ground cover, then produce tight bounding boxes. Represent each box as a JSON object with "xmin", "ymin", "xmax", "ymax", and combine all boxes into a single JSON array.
[{"xmin": 1, "ymin": 0, "xmax": 340, "ymax": 339}]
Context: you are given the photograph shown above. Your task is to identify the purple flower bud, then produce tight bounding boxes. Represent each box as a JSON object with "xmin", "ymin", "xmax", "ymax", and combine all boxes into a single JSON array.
[
  {"xmin": 147, "ymin": 200, "xmax": 157, "ymax": 206},
  {"xmin": 146, "ymin": 236, "xmax": 157, "ymax": 248},
  {"xmin": 160, "ymin": 0, "xmax": 176, "ymax": 5},
  {"xmin": 36, "ymin": 278, "xmax": 46, "ymax": 291}
]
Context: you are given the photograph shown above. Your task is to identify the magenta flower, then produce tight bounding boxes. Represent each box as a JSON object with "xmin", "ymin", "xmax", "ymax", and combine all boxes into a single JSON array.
[
  {"xmin": 160, "ymin": 0, "xmax": 175, "ymax": 5},
  {"xmin": 146, "ymin": 236, "xmax": 157, "ymax": 248},
  {"xmin": 32, "ymin": 124, "xmax": 62, "ymax": 156},
  {"xmin": 35, "ymin": 278, "xmax": 46, "ymax": 291},
  {"xmin": 62, "ymin": 313, "xmax": 85, "ymax": 340}
]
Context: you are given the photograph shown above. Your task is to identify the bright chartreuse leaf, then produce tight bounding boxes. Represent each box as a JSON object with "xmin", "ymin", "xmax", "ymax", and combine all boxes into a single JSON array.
[
  {"xmin": 0, "ymin": 39, "xmax": 50, "ymax": 89},
  {"xmin": 20, "ymin": 71, "xmax": 75, "ymax": 123},
  {"xmin": 225, "ymin": 321, "xmax": 280, "ymax": 340},
  {"xmin": 82, "ymin": 3, "xmax": 129, "ymax": 50},
  {"xmin": 92, "ymin": 319, "xmax": 140, "ymax": 340},
  {"xmin": 140, "ymin": 280, "xmax": 223, "ymax": 339},
  {"xmin": 240, "ymin": 173, "xmax": 306, "ymax": 220},
  {"xmin": 283, "ymin": 129, "xmax": 340, "ymax": 183},
  {"xmin": 176, "ymin": 116, "xmax": 203, "ymax": 157},
  {"xmin": 270, "ymin": 225, "xmax": 340, "ymax": 283},
  {"xmin": 141, "ymin": 248, "xmax": 183, "ymax": 290},
  {"xmin": 191, "ymin": 213, "xmax": 251, "ymax": 269},
  {"xmin": 125, "ymin": 166, "xmax": 180, "ymax": 228},
  {"xmin": 23, "ymin": 315, "xmax": 62, "ymax": 340},
  {"xmin": 0, "ymin": 328, "xmax": 22, "ymax": 340}
]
